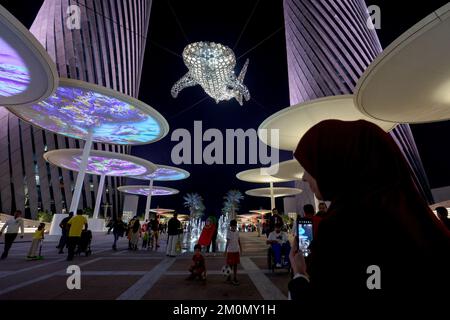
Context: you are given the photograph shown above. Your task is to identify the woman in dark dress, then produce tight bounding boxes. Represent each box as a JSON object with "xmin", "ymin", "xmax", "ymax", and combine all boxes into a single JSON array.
[{"xmin": 288, "ymin": 120, "xmax": 450, "ymax": 304}]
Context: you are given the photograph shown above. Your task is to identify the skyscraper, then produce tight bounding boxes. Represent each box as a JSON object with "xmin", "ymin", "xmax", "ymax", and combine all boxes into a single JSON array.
[
  {"xmin": 0, "ymin": 0, "xmax": 153, "ymax": 218},
  {"xmin": 283, "ymin": 0, "xmax": 433, "ymax": 208}
]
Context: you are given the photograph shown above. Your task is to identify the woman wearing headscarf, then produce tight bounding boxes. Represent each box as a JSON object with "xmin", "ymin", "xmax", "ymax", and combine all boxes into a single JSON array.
[{"xmin": 288, "ymin": 120, "xmax": 450, "ymax": 303}]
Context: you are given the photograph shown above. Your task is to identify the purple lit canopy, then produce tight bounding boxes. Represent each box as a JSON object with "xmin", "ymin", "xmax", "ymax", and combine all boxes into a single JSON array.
[
  {"xmin": 43, "ymin": 149, "xmax": 157, "ymax": 177},
  {"xmin": 117, "ymin": 185, "xmax": 179, "ymax": 196},
  {"xmin": 0, "ymin": 4, "xmax": 57, "ymax": 106},
  {"xmin": 7, "ymin": 78, "xmax": 169, "ymax": 145},
  {"xmin": 131, "ymin": 165, "xmax": 190, "ymax": 181}
]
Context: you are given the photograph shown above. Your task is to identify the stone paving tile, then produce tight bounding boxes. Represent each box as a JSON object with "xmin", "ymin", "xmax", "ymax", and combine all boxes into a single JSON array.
[
  {"xmin": 250, "ymin": 257, "xmax": 269, "ymax": 270},
  {"xmin": 142, "ymin": 274, "xmax": 263, "ymax": 300},
  {"xmin": 264, "ymin": 272, "xmax": 290, "ymax": 297},
  {"xmin": 0, "ymin": 257, "xmax": 60, "ymax": 271},
  {"xmin": 168, "ymin": 256, "xmax": 243, "ymax": 271},
  {"xmin": 81, "ymin": 258, "xmax": 160, "ymax": 271},
  {"xmin": 0, "ymin": 275, "xmax": 140, "ymax": 300}
]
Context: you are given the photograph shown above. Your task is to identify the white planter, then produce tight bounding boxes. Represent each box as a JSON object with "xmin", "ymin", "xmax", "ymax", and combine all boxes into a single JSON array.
[{"xmin": 88, "ymin": 218, "xmax": 106, "ymax": 232}]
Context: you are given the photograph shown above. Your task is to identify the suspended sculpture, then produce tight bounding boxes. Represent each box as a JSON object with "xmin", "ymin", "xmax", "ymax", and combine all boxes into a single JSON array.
[{"xmin": 171, "ymin": 41, "xmax": 250, "ymax": 106}]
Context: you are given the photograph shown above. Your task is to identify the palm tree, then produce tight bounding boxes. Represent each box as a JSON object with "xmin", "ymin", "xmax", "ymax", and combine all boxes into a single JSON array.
[
  {"xmin": 183, "ymin": 193, "xmax": 205, "ymax": 237},
  {"xmin": 222, "ymin": 190, "xmax": 244, "ymax": 220},
  {"xmin": 183, "ymin": 193, "xmax": 205, "ymax": 219}
]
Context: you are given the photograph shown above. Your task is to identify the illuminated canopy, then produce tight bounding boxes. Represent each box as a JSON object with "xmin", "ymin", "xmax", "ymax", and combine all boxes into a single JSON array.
[
  {"xmin": 7, "ymin": 78, "xmax": 169, "ymax": 145},
  {"xmin": 246, "ymin": 187, "xmax": 302, "ymax": 198},
  {"xmin": 117, "ymin": 185, "xmax": 179, "ymax": 196},
  {"xmin": 237, "ymin": 214, "xmax": 259, "ymax": 222},
  {"xmin": 249, "ymin": 209, "xmax": 272, "ymax": 215},
  {"xmin": 269, "ymin": 160, "xmax": 304, "ymax": 181},
  {"xmin": 43, "ymin": 149, "xmax": 157, "ymax": 177},
  {"xmin": 236, "ymin": 168, "xmax": 289, "ymax": 184},
  {"xmin": 132, "ymin": 165, "xmax": 190, "ymax": 181},
  {"xmin": 0, "ymin": 4, "xmax": 57, "ymax": 106},
  {"xmin": 355, "ymin": 3, "xmax": 450, "ymax": 124},
  {"xmin": 171, "ymin": 41, "xmax": 250, "ymax": 105},
  {"xmin": 150, "ymin": 208, "xmax": 175, "ymax": 214},
  {"xmin": 258, "ymin": 95, "xmax": 396, "ymax": 151}
]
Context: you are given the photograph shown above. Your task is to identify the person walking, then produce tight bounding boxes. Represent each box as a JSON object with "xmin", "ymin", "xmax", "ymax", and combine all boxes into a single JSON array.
[
  {"xmin": 199, "ymin": 217, "xmax": 216, "ymax": 254},
  {"xmin": 66, "ymin": 209, "xmax": 88, "ymax": 261},
  {"xmin": 130, "ymin": 217, "xmax": 141, "ymax": 250},
  {"xmin": 0, "ymin": 210, "xmax": 25, "ymax": 259},
  {"xmin": 108, "ymin": 218, "xmax": 126, "ymax": 251},
  {"xmin": 150, "ymin": 216, "xmax": 160, "ymax": 250},
  {"xmin": 166, "ymin": 213, "xmax": 181, "ymax": 257},
  {"xmin": 57, "ymin": 211, "xmax": 73, "ymax": 254}
]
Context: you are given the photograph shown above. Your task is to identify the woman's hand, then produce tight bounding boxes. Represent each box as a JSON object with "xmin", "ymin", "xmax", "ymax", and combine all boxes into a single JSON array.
[{"xmin": 289, "ymin": 238, "xmax": 308, "ymax": 277}]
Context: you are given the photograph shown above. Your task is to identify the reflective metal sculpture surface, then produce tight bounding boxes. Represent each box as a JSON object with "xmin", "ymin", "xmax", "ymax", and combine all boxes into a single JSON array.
[{"xmin": 171, "ymin": 41, "xmax": 250, "ymax": 105}]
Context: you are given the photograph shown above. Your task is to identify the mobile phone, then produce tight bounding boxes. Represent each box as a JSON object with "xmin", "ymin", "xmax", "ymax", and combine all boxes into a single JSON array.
[{"xmin": 297, "ymin": 218, "xmax": 313, "ymax": 256}]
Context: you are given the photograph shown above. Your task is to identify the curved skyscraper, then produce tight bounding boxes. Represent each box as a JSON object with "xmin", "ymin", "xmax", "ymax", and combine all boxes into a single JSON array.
[
  {"xmin": 0, "ymin": 0, "xmax": 153, "ymax": 218},
  {"xmin": 283, "ymin": 0, "xmax": 433, "ymax": 206}
]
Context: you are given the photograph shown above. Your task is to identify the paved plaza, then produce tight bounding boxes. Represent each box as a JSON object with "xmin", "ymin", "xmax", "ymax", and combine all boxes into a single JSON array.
[{"xmin": 0, "ymin": 232, "xmax": 290, "ymax": 300}]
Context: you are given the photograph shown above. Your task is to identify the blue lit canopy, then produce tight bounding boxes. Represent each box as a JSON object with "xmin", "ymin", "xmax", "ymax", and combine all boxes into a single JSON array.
[
  {"xmin": 43, "ymin": 149, "xmax": 157, "ymax": 177},
  {"xmin": 117, "ymin": 185, "xmax": 179, "ymax": 196},
  {"xmin": 131, "ymin": 164, "xmax": 190, "ymax": 181},
  {"xmin": 0, "ymin": 4, "xmax": 57, "ymax": 106},
  {"xmin": 6, "ymin": 78, "xmax": 169, "ymax": 145}
]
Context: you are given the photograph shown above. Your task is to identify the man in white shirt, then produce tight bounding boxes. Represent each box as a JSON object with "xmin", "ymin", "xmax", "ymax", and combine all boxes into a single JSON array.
[
  {"xmin": 0, "ymin": 210, "xmax": 25, "ymax": 259},
  {"xmin": 267, "ymin": 223, "xmax": 290, "ymax": 267}
]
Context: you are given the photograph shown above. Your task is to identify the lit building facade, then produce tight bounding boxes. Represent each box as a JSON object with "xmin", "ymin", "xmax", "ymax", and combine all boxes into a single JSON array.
[
  {"xmin": 283, "ymin": 0, "xmax": 433, "ymax": 209},
  {"xmin": 0, "ymin": 0, "xmax": 153, "ymax": 218}
]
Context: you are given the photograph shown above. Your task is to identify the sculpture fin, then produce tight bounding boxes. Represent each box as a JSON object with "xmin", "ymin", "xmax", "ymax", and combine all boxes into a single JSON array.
[
  {"xmin": 238, "ymin": 58, "xmax": 249, "ymax": 82},
  {"xmin": 171, "ymin": 72, "xmax": 197, "ymax": 98},
  {"xmin": 234, "ymin": 59, "xmax": 250, "ymax": 105}
]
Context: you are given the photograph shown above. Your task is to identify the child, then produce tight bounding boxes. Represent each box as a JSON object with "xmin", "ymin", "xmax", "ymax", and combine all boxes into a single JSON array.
[
  {"xmin": 225, "ymin": 219, "xmax": 242, "ymax": 285},
  {"xmin": 27, "ymin": 223, "xmax": 45, "ymax": 259},
  {"xmin": 142, "ymin": 230, "xmax": 149, "ymax": 249},
  {"xmin": 187, "ymin": 244, "xmax": 206, "ymax": 281}
]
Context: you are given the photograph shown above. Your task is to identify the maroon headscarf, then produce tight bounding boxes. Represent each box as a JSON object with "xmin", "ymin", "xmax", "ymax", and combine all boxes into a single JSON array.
[
  {"xmin": 295, "ymin": 119, "xmax": 450, "ymax": 246},
  {"xmin": 294, "ymin": 119, "xmax": 450, "ymax": 294}
]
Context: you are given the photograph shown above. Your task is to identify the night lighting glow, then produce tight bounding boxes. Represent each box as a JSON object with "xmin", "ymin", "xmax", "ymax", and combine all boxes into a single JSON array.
[
  {"xmin": 0, "ymin": 4, "xmax": 58, "ymax": 106},
  {"xmin": 7, "ymin": 79, "xmax": 169, "ymax": 145},
  {"xmin": 117, "ymin": 186, "xmax": 179, "ymax": 196},
  {"xmin": 135, "ymin": 165, "xmax": 190, "ymax": 181},
  {"xmin": 0, "ymin": 37, "xmax": 29, "ymax": 96},
  {"xmin": 73, "ymin": 156, "xmax": 147, "ymax": 176},
  {"xmin": 43, "ymin": 149, "xmax": 156, "ymax": 177}
]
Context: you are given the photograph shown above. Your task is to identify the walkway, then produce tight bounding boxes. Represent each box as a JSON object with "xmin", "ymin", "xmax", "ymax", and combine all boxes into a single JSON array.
[{"xmin": 0, "ymin": 231, "xmax": 290, "ymax": 300}]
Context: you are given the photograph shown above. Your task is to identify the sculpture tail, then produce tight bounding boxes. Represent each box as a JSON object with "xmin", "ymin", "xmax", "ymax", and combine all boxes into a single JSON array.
[{"xmin": 235, "ymin": 59, "xmax": 250, "ymax": 106}]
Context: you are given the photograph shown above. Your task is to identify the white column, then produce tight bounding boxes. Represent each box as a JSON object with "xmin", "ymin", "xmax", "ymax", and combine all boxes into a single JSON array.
[
  {"xmin": 69, "ymin": 130, "xmax": 93, "ymax": 213},
  {"xmin": 270, "ymin": 181, "xmax": 275, "ymax": 209},
  {"xmin": 144, "ymin": 179, "xmax": 154, "ymax": 221},
  {"xmin": 93, "ymin": 174, "xmax": 106, "ymax": 219},
  {"xmin": 313, "ymin": 195, "xmax": 321, "ymax": 213}
]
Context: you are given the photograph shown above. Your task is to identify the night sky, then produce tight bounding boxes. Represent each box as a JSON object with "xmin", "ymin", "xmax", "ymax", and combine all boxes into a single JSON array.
[{"xmin": 2, "ymin": 0, "xmax": 450, "ymax": 216}]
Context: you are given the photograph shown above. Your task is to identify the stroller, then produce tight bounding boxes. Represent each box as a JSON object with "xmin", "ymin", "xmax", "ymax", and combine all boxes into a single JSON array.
[{"xmin": 77, "ymin": 230, "xmax": 92, "ymax": 256}]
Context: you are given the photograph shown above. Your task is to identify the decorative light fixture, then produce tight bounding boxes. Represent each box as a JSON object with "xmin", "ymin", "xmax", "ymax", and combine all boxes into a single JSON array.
[{"xmin": 171, "ymin": 41, "xmax": 250, "ymax": 105}]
